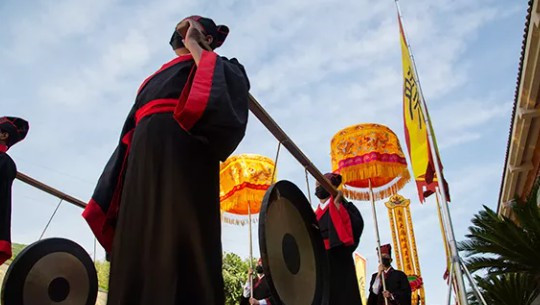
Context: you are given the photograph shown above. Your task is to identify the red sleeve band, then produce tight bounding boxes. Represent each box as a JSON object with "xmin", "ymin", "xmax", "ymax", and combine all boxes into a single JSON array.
[
  {"xmin": 328, "ymin": 198, "xmax": 354, "ymax": 247},
  {"xmin": 0, "ymin": 240, "xmax": 12, "ymax": 265},
  {"xmin": 174, "ymin": 50, "xmax": 218, "ymax": 131},
  {"xmin": 82, "ymin": 199, "xmax": 114, "ymax": 252}
]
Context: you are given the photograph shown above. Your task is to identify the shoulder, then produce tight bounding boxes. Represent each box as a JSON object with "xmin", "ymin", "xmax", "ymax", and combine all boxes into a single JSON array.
[
  {"xmin": 0, "ymin": 153, "xmax": 16, "ymax": 175},
  {"xmin": 391, "ymin": 269, "xmax": 408, "ymax": 279}
]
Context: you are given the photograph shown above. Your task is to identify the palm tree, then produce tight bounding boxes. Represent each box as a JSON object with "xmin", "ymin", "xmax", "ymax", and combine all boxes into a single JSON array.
[
  {"xmin": 459, "ymin": 183, "xmax": 540, "ymax": 304},
  {"xmin": 467, "ymin": 273, "xmax": 540, "ymax": 305}
]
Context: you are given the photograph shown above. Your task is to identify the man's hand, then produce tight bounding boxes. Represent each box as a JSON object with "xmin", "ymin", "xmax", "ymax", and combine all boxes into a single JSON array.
[
  {"xmin": 177, "ymin": 19, "xmax": 206, "ymax": 65},
  {"xmin": 382, "ymin": 290, "xmax": 392, "ymax": 299},
  {"xmin": 334, "ymin": 190, "xmax": 344, "ymax": 210},
  {"xmin": 249, "ymin": 297, "xmax": 260, "ymax": 305},
  {"xmin": 378, "ymin": 263, "xmax": 385, "ymax": 274}
]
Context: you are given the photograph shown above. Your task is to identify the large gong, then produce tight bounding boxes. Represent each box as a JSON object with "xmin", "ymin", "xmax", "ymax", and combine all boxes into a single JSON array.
[
  {"xmin": 1, "ymin": 238, "xmax": 98, "ymax": 305},
  {"xmin": 259, "ymin": 180, "xmax": 329, "ymax": 305}
]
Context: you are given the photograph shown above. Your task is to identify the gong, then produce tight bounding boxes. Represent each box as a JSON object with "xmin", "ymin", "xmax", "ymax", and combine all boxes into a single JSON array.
[
  {"xmin": 1, "ymin": 238, "xmax": 98, "ymax": 305},
  {"xmin": 259, "ymin": 180, "xmax": 329, "ymax": 305}
]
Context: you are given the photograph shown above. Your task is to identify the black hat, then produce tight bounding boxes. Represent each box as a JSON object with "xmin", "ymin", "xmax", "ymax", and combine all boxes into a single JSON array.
[{"xmin": 0, "ymin": 116, "xmax": 29, "ymax": 147}]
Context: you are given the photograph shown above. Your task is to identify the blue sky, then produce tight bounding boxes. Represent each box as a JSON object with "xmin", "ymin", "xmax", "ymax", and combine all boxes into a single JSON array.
[{"xmin": 0, "ymin": 0, "xmax": 526, "ymax": 303}]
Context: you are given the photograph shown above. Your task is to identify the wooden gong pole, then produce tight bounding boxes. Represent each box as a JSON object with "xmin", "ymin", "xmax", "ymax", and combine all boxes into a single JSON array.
[{"xmin": 16, "ymin": 172, "xmax": 86, "ymax": 209}]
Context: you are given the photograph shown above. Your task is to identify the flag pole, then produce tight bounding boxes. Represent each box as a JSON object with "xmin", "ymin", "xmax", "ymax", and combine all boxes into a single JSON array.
[
  {"xmin": 393, "ymin": 1, "xmax": 468, "ymax": 304},
  {"xmin": 369, "ymin": 179, "xmax": 389, "ymax": 305}
]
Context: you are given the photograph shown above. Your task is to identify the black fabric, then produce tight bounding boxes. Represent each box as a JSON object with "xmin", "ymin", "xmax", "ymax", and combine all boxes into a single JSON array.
[
  {"xmin": 0, "ymin": 117, "xmax": 29, "ymax": 147},
  {"xmin": 0, "ymin": 151, "xmax": 16, "ymax": 262},
  {"xmin": 367, "ymin": 268, "xmax": 411, "ymax": 305},
  {"xmin": 318, "ymin": 200, "xmax": 364, "ymax": 305},
  {"xmin": 239, "ymin": 276, "xmax": 275, "ymax": 305},
  {"xmin": 91, "ymin": 54, "xmax": 249, "ymax": 305},
  {"xmin": 169, "ymin": 30, "xmax": 185, "ymax": 50}
]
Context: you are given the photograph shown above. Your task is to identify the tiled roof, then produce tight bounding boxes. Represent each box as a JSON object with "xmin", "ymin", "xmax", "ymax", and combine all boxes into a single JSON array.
[{"xmin": 498, "ymin": 0, "xmax": 535, "ymax": 210}]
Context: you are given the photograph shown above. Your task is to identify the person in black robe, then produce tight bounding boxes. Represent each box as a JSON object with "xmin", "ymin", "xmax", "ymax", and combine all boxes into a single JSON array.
[
  {"xmin": 82, "ymin": 15, "xmax": 250, "ymax": 305},
  {"xmin": 314, "ymin": 173, "xmax": 364, "ymax": 305},
  {"xmin": 0, "ymin": 116, "xmax": 29, "ymax": 265},
  {"xmin": 367, "ymin": 244, "xmax": 411, "ymax": 305},
  {"xmin": 239, "ymin": 259, "xmax": 275, "ymax": 305}
]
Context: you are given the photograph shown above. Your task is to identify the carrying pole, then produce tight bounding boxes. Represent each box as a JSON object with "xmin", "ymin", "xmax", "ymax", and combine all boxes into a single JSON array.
[{"xmin": 369, "ymin": 179, "xmax": 389, "ymax": 305}]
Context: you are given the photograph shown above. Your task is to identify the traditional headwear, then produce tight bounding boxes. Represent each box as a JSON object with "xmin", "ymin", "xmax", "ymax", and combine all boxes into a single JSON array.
[
  {"xmin": 378, "ymin": 244, "xmax": 392, "ymax": 257},
  {"xmin": 324, "ymin": 173, "xmax": 343, "ymax": 188},
  {"xmin": 0, "ymin": 116, "xmax": 29, "ymax": 147},
  {"xmin": 170, "ymin": 15, "xmax": 229, "ymax": 50}
]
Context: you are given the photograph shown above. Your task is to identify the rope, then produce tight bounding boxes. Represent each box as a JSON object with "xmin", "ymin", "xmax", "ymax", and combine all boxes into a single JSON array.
[
  {"xmin": 39, "ymin": 198, "xmax": 63, "ymax": 240},
  {"xmin": 271, "ymin": 142, "xmax": 281, "ymax": 182},
  {"xmin": 305, "ymin": 168, "xmax": 312, "ymax": 205},
  {"xmin": 93, "ymin": 238, "xmax": 97, "ymax": 262}
]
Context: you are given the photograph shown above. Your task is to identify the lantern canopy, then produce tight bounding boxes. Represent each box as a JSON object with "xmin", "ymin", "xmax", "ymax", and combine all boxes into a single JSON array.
[
  {"xmin": 219, "ymin": 154, "xmax": 276, "ymax": 217},
  {"xmin": 330, "ymin": 123, "xmax": 410, "ymax": 201}
]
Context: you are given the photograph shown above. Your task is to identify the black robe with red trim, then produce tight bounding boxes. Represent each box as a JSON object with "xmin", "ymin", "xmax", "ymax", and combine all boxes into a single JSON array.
[
  {"xmin": 367, "ymin": 268, "xmax": 411, "ymax": 305},
  {"xmin": 316, "ymin": 198, "xmax": 364, "ymax": 305},
  {"xmin": 0, "ymin": 145, "xmax": 15, "ymax": 265},
  {"xmin": 82, "ymin": 51, "xmax": 249, "ymax": 305},
  {"xmin": 239, "ymin": 275, "xmax": 275, "ymax": 305}
]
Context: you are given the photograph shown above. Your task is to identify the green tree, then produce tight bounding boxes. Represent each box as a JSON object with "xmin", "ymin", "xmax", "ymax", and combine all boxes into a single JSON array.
[
  {"xmin": 223, "ymin": 252, "xmax": 256, "ymax": 305},
  {"xmin": 459, "ymin": 184, "xmax": 540, "ymax": 305},
  {"xmin": 468, "ymin": 273, "xmax": 540, "ymax": 305}
]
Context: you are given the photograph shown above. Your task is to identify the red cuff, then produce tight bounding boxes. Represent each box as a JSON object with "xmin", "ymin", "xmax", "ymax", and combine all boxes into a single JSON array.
[
  {"xmin": 328, "ymin": 198, "xmax": 354, "ymax": 246},
  {"xmin": 174, "ymin": 50, "xmax": 217, "ymax": 131},
  {"xmin": 0, "ymin": 240, "xmax": 12, "ymax": 265},
  {"xmin": 82, "ymin": 199, "xmax": 114, "ymax": 252}
]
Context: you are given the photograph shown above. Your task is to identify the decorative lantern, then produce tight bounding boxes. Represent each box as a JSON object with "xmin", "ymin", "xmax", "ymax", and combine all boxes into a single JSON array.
[
  {"xmin": 330, "ymin": 123, "xmax": 410, "ymax": 201},
  {"xmin": 219, "ymin": 153, "xmax": 276, "ymax": 298},
  {"xmin": 385, "ymin": 194, "xmax": 425, "ymax": 305},
  {"xmin": 220, "ymin": 154, "xmax": 276, "ymax": 224}
]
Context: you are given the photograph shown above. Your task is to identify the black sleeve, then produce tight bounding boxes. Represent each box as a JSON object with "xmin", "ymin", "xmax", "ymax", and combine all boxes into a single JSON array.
[
  {"xmin": 0, "ymin": 155, "xmax": 16, "ymax": 264},
  {"xmin": 175, "ymin": 51, "xmax": 250, "ymax": 161},
  {"xmin": 393, "ymin": 271, "xmax": 412, "ymax": 305},
  {"xmin": 343, "ymin": 200, "xmax": 364, "ymax": 248}
]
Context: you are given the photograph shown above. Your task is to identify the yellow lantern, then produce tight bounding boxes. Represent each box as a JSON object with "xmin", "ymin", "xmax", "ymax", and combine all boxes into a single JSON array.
[
  {"xmin": 330, "ymin": 123, "xmax": 410, "ymax": 201},
  {"xmin": 220, "ymin": 154, "xmax": 276, "ymax": 221}
]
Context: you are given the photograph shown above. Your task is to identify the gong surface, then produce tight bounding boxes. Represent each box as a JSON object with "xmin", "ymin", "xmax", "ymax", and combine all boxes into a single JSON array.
[
  {"xmin": 259, "ymin": 180, "xmax": 329, "ymax": 305},
  {"xmin": 1, "ymin": 238, "xmax": 98, "ymax": 305}
]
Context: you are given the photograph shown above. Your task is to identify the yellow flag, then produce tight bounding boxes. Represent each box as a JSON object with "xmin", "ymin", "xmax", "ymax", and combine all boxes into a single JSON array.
[
  {"xmin": 399, "ymin": 17, "xmax": 449, "ymax": 202},
  {"xmin": 354, "ymin": 253, "xmax": 367, "ymax": 305}
]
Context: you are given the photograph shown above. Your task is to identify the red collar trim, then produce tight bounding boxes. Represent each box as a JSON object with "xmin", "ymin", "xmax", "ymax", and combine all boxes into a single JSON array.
[
  {"xmin": 162, "ymin": 54, "xmax": 193, "ymax": 70},
  {"xmin": 0, "ymin": 144, "xmax": 7, "ymax": 153},
  {"xmin": 136, "ymin": 54, "xmax": 193, "ymax": 95},
  {"xmin": 315, "ymin": 201, "xmax": 330, "ymax": 220}
]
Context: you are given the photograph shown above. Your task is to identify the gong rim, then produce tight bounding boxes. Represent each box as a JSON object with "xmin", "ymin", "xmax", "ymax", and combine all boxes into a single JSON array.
[
  {"xmin": 1, "ymin": 237, "xmax": 98, "ymax": 305},
  {"xmin": 259, "ymin": 180, "xmax": 329, "ymax": 305}
]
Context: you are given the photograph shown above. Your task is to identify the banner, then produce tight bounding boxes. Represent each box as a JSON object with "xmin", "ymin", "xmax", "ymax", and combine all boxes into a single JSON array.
[
  {"xmin": 354, "ymin": 253, "xmax": 367, "ymax": 305},
  {"xmin": 399, "ymin": 16, "xmax": 450, "ymax": 203}
]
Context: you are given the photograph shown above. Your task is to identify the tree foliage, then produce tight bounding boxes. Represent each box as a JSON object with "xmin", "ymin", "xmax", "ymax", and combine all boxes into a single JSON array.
[
  {"xmin": 459, "ymin": 183, "xmax": 540, "ymax": 304},
  {"xmin": 222, "ymin": 252, "xmax": 255, "ymax": 305}
]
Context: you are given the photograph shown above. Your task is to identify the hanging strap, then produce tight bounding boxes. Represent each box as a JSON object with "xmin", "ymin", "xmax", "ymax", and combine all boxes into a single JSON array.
[
  {"xmin": 271, "ymin": 142, "xmax": 281, "ymax": 182},
  {"xmin": 39, "ymin": 198, "xmax": 63, "ymax": 240},
  {"xmin": 305, "ymin": 168, "xmax": 312, "ymax": 205}
]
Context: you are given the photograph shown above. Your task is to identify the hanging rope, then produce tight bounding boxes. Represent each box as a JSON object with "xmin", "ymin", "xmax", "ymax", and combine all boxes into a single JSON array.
[
  {"xmin": 271, "ymin": 142, "xmax": 281, "ymax": 182},
  {"xmin": 305, "ymin": 168, "xmax": 312, "ymax": 205},
  {"xmin": 39, "ymin": 198, "xmax": 63, "ymax": 240}
]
